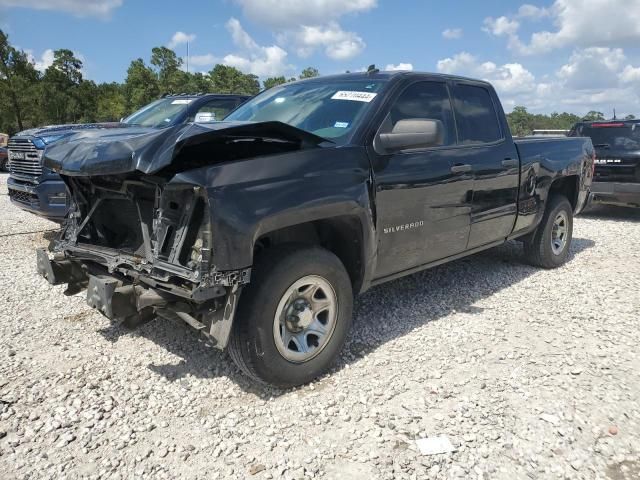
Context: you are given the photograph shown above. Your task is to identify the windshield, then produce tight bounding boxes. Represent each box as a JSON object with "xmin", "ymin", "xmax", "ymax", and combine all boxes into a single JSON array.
[
  {"xmin": 225, "ymin": 80, "xmax": 386, "ymax": 144},
  {"xmin": 573, "ymin": 124, "xmax": 640, "ymax": 151},
  {"xmin": 122, "ymin": 98, "xmax": 193, "ymax": 128}
]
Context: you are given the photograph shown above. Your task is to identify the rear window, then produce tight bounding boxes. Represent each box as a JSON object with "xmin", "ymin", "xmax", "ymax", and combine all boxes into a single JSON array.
[
  {"xmin": 452, "ymin": 84, "xmax": 502, "ymax": 144},
  {"xmin": 572, "ymin": 123, "xmax": 640, "ymax": 151}
]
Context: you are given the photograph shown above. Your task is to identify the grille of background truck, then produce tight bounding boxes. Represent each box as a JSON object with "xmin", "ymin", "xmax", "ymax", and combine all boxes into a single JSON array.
[
  {"xmin": 8, "ymin": 138, "xmax": 43, "ymax": 178},
  {"xmin": 8, "ymin": 189, "xmax": 39, "ymax": 207},
  {"xmin": 594, "ymin": 165, "xmax": 640, "ymax": 183}
]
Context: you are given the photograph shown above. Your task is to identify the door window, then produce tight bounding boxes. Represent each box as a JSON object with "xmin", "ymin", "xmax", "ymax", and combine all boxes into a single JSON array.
[
  {"xmin": 192, "ymin": 99, "xmax": 240, "ymax": 122},
  {"xmin": 452, "ymin": 84, "xmax": 502, "ymax": 144},
  {"xmin": 379, "ymin": 81, "xmax": 456, "ymax": 147}
]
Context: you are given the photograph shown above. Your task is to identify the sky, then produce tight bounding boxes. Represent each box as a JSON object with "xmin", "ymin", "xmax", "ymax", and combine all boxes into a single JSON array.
[{"xmin": 1, "ymin": 0, "xmax": 640, "ymax": 116}]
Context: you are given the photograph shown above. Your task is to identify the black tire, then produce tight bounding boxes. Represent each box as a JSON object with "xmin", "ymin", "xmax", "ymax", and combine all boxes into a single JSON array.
[
  {"xmin": 228, "ymin": 244, "xmax": 353, "ymax": 387},
  {"xmin": 524, "ymin": 195, "xmax": 573, "ymax": 268}
]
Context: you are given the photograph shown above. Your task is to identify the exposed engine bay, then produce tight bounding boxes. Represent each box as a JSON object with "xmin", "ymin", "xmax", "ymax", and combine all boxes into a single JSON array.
[
  {"xmin": 37, "ymin": 120, "xmax": 329, "ymax": 348},
  {"xmin": 38, "ymin": 174, "xmax": 249, "ymax": 348}
]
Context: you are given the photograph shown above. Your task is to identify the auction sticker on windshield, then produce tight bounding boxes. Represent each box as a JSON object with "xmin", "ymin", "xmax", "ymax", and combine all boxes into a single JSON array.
[
  {"xmin": 331, "ymin": 91, "xmax": 378, "ymax": 102},
  {"xmin": 171, "ymin": 99, "xmax": 193, "ymax": 105}
]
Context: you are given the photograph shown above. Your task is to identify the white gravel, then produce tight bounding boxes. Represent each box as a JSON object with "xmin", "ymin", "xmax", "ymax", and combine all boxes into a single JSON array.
[{"xmin": 1, "ymin": 170, "xmax": 639, "ymax": 479}]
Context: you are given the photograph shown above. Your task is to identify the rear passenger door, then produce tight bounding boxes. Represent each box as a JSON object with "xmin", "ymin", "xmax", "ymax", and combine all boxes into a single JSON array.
[{"xmin": 451, "ymin": 82, "xmax": 520, "ymax": 249}]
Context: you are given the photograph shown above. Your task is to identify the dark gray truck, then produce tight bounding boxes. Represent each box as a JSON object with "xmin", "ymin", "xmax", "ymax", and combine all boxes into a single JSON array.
[
  {"xmin": 7, "ymin": 94, "xmax": 249, "ymax": 220},
  {"xmin": 569, "ymin": 119, "xmax": 640, "ymax": 207},
  {"xmin": 37, "ymin": 72, "xmax": 594, "ymax": 386}
]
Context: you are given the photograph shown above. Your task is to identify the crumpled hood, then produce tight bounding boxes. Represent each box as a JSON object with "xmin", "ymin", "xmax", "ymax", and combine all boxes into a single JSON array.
[
  {"xmin": 15, "ymin": 122, "xmax": 123, "ymax": 138},
  {"xmin": 43, "ymin": 121, "xmax": 329, "ymax": 176}
]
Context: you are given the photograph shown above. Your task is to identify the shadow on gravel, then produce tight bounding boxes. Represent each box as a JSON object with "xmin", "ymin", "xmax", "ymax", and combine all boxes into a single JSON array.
[
  {"xmin": 581, "ymin": 204, "xmax": 640, "ymax": 222},
  {"xmin": 96, "ymin": 238, "xmax": 595, "ymax": 396}
]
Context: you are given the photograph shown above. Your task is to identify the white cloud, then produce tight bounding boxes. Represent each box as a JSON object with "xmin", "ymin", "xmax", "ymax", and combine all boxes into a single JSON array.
[
  {"xmin": 436, "ymin": 49, "xmax": 640, "ymax": 115},
  {"xmin": 291, "ymin": 23, "xmax": 365, "ymax": 60},
  {"xmin": 442, "ymin": 28, "xmax": 462, "ymax": 40},
  {"xmin": 437, "ymin": 52, "xmax": 535, "ymax": 95},
  {"xmin": 516, "ymin": 4, "xmax": 549, "ymax": 19},
  {"xmin": 234, "ymin": 0, "xmax": 374, "ymax": 62},
  {"xmin": 221, "ymin": 18, "xmax": 292, "ymax": 77},
  {"xmin": 620, "ymin": 65, "xmax": 640, "ymax": 84},
  {"xmin": 557, "ymin": 47, "xmax": 626, "ymax": 90},
  {"xmin": 385, "ymin": 63, "xmax": 413, "ymax": 71},
  {"xmin": 26, "ymin": 48, "xmax": 55, "ymax": 72},
  {"xmin": 168, "ymin": 31, "xmax": 196, "ymax": 49},
  {"xmin": 482, "ymin": 16, "xmax": 519, "ymax": 36},
  {"xmin": 234, "ymin": 0, "xmax": 376, "ymax": 29},
  {"xmin": 227, "ymin": 18, "xmax": 258, "ymax": 51},
  {"xmin": 486, "ymin": 0, "xmax": 640, "ymax": 55},
  {"xmin": 0, "ymin": 0, "xmax": 122, "ymax": 18},
  {"xmin": 188, "ymin": 54, "xmax": 217, "ymax": 67}
]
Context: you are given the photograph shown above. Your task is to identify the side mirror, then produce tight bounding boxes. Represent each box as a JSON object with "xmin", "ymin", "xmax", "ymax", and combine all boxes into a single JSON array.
[
  {"xmin": 378, "ymin": 119, "xmax": 443, "ymax": 152},
  {"xmin": 195, "ymin": 111, "xmax": 216, "ymax": 123}
]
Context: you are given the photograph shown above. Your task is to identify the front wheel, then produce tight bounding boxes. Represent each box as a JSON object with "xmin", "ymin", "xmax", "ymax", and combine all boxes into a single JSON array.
[
  {"xmin": 524, "ymin": 195, "xmax": 574, "ymax": 268},
  {"xmin": 228, "ymin": 245, "xmax": 353, "ymax": 387}
]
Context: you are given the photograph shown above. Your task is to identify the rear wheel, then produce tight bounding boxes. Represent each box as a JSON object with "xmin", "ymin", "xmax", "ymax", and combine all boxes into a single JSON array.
[
  {"xmin": 524, "ymin": 195, "xmax": 573, "ymax": 268},
  {"xmin": 228, "ymin": 244, "xmax": 353, "ymax": 387}
]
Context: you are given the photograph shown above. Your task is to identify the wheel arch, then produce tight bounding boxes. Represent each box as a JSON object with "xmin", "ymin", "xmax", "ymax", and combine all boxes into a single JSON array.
[
  {"xmin": 254, "ymin": 214, "xmax": 368, "ymax": 294},
  {"xmin": 549, "ymin": 174, "xmax": 580, "ymax": 211}
]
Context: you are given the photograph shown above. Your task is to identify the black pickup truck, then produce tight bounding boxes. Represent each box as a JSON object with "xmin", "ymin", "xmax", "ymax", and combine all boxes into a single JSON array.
[
  {"xmin": 568, "ymin": 119, "xmax": 640, "ymax": 207},
  {"xmin": 37, "ymin": 72, "xmax": 594, "ymax": 386},
  {"xmin": 7, "ymin": 94, "xmax": 250, "ymax": 220}
]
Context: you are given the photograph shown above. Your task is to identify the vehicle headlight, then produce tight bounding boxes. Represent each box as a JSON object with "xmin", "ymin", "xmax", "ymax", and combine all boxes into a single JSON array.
[{"xmin": 38, "ymin": 134, "xmax": 70, "ymax": 145}]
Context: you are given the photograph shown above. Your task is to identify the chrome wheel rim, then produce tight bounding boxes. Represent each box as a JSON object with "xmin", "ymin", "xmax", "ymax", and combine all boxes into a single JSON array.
[
  {"xmin": 551, "ymin": 211, "xmax": 569, "ymax": 255},
  {"xmin": 273, "ymin": 275, "xmax": 338, "ymax": 363}
]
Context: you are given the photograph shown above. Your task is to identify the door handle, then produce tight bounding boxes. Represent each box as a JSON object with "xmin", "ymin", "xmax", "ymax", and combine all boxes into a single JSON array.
[
  {"xmin": 451, "ymin": 164, "xmax": 472, "ymax": 173},
  {"xmin": 502, "ymin": 158, "xmax": 518, "ymax": 168}
]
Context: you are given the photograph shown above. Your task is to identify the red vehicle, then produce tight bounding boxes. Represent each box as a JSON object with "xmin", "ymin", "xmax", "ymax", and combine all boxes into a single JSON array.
[{"xmin": 0, "ymin": 146, "xmax": 8, "ymax": 171}]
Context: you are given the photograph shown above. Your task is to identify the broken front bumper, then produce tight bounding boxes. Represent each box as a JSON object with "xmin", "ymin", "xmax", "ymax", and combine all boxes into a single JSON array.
[{"xmin": 36, "ymin": 248, "xmax": 244, "ymax": 349}]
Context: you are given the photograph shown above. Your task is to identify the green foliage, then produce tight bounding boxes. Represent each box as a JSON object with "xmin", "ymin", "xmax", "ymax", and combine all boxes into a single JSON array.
[
  {"xmin": 583, "ymin": 111, "xmax": 605, "ymax": 121},
  {"xmin": 209, "ymin": 64, "xmax": 260, "ymax": 95},
  {"xmin": 0, "ymin": 30, "xmax": 40, "ymax": 132},
  {"xmin": 150, "ymin": 46, "xmax": 186, "ymax": 94},
  {"xmin": 299, "ymin": 67, "xmax": 320, "ymax": 79},
  {"xmin": 124, "ymin": 58, "xmax": 159, "ymax": 111},
  {"xmin": 263, "ymin": 76, "xmax": 287, "ymax": 89},
  {"xmin": 506, "ymin": 106, "xmax": 582, "ymax": 137},
  {"xmin": 40, "ymin": 49, "xmax": 85, "ymax": 124}
]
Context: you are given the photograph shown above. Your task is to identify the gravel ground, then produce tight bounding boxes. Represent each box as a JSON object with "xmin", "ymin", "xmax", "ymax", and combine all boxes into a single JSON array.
[{"xmin": 1, "ymin": 171, "xmax": 639, "ymax": 480}]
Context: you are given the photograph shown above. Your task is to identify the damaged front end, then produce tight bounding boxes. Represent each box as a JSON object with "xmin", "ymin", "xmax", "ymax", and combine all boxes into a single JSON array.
[
  {"xmin": 35, "ymin": 120, "xmax": 329, "ymax": 347},
  {"xmin": 38, "ymin": 174, "xmax": 249, "ymax": 349}
]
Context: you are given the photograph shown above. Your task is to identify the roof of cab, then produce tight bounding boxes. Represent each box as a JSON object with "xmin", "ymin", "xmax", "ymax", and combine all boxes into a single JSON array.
[
  {"xmin": 575, "ymin": 118, "xmax": 640, "ymax": 126},
  {"xmin": 292, "ymin": 70, "xmax": 493, "ymax": 86}
]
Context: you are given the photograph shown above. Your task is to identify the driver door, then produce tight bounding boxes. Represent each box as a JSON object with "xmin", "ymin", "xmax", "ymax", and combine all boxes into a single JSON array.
[{"xmin": 369, "ymin": 80, "xmax": 473, "ymax": 279}]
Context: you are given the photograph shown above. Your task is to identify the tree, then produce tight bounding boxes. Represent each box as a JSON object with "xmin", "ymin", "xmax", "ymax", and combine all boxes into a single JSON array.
[
  {"xmin": 41, "ymin": 49, "xmax": 85, "ymax": 124},
  {"xmin": 583, "ymin": 111, "xmax": 605, "ymax": 121},
  {"xmin": 506, "ymin": 106, "xmax": 533, "ymax": 137},
  {"xmin": 209, "ymin": 64, "xmax": 260, "ymax": 95},
  {"xmin": 0, "ymin": 29, "xmax": 40, "ymax": 132},
  {"xmin": 183, "ymin": 72, "xmax": 212, "ymax": 94},
  {"xmin": 150, "ymin": 46, "xmax": 185, "ymax": 94},
  {"xmin": 625, "ymin": 114, "xmax": 636, "ymax": 120},
  {"xmin": 299, "ymin": 67, "xmax": 319, "ymax": 79},
  {"xmin": 51, "ymin": 49, "xmax": 83, "ymax": 84},
  {"xmin": 95, "ymin": 82, "xmax": 126, "ymax": 121},
  {"xmin": 263, "ymin": 76, "xmax": 287, "ymax": 89},
  {"xmin": 124, "ymin": 59, "xmax": 159, "ymax": 111}
]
